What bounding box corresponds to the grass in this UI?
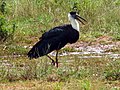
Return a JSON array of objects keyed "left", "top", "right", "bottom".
[
  {"left": 2, "top": 0, "right": 120, "bottom": 39},
  {"left": 0, "top": 55, "right": 120, "bottom": 89},
  {"left": 0, "top": 0, "right": 120, "bottom": 89},
  {"left": 0, "top": 0, "right": 120, "bottom": 54},
  {"left": 0, "top": 0, "right": 119, "bottom": 55},
  {"left": 1, "top": 79, "right": 119, "bottom": 90}
]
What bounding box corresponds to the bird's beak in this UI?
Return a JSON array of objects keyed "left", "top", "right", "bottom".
[{"left": 76, "top": 15, "right": 87, "bottom": 25}]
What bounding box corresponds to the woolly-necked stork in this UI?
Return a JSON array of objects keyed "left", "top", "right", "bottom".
[{"left": 27, "top": 11, "right": 87, "bottom": 67}]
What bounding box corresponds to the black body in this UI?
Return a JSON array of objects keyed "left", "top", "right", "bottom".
[{"left": 27, "top": 24, "right": 79, "bottom": 59}]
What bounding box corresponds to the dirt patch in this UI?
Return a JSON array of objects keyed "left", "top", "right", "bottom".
[{"left": 66, "top": 36, "right": 120, "bottom": 53}]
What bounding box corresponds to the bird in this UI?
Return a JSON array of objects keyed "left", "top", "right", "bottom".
[{"left": 27, "top": 11, "right": 87, "bottom": 67}]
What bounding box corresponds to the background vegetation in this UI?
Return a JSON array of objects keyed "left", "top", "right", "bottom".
[
  {"left": 0, "top": 0, "right": 120, "bottom": 41},
  {"left": 0, "top": 0, "right": 120, "bottom": 55},
  {"left": 0, "top": 0, "right": 120, "bottom": 90}
]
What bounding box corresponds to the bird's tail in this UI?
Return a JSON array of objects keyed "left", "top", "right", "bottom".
[{"left": 27, "top": 40, "right": 52, "bottom": 59}]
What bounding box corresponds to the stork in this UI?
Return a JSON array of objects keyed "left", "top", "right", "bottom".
[{"left": 27, "top": 11, "right": 87, "bottom": 67}]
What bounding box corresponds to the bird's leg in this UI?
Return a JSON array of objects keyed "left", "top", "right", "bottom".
[
  {"left": 55, "top": 50, "right": 59, "bottom": 68},
  {"left": 46, "top": 55, "right": 55, "bottom": 66}
]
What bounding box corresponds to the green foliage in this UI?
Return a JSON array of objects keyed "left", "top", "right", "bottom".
[
  {"left": 4, "top": 0, "right": 120, "bottom": 43},
  {"left": 0, "top": 0, "right": 6, "bottom": 14},
  {"left": 0, "top": 15, "right": 8, "bottom": 41},
  {"left": 0, "top": 1, "right": 16, "bottom": 42},
  {"left": 0, "top": 15, "right": 16, "bottom": 42},
  {"left": 0, "top": 0, "right": 119, "bottom": 44}
]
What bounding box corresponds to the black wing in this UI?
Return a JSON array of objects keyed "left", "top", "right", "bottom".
[
  {"left": 40, "top": 25, "right": 68, "bottom": 40},
  {"left": 28, "top": 25, "right": 69, "bottom": 59}
]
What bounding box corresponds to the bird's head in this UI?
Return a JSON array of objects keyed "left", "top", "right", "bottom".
[{"left": 68, "top": 11, "right": 87, "bottom": 25}]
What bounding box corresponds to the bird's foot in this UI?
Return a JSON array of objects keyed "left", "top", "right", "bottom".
[
  {"left": 51, "top": 60, "right": 55, "bottom": 66},
  {"left": 56, "top": 61, "right": 60, "bottom": 68}
]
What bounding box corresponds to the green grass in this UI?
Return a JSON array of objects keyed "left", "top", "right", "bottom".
[
  {"left": 2, "top": 0, "right": 120, "bottom": 41},
  {"left": 0, "top": 55, "right": 120, "bottom": 89},
  {"left": 0, "top": 0, "right": 119, "bottom": 55},
  {"left": 0, "top": 0, "right": 120, "bottom": 90}
]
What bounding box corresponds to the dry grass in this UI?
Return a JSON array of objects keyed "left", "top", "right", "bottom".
[{"left": 0, "top": 79, "right": 119, "bottom": 90}]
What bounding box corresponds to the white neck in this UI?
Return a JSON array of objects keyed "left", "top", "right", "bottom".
[
  {"left": 71, "top": 19, "right": 80, "bottom": 31},
  {"left": 68, "top": 13, "right": 80, "bottom": 31}
]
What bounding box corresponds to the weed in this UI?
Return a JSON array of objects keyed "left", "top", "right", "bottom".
[{"left": 0, "top": 15, "right": 8, "bottom": 42}]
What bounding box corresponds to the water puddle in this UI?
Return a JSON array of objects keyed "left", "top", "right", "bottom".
[
  {"left": 0, "top": 43, "right": 120, "bottom": 59},
  {"left": 50, "top": 51, "right": 120, "bottom": 59},
  {"left": 50, "top": 44, "right": 120, "bottom": 59}
]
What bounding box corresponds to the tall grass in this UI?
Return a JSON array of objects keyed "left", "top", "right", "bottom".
[
  {"left": 1, "top": 0, "right": 119, "bottom": 55},
  {"left": 2, "top": 0, "right": 119, "bottom": 42}
]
